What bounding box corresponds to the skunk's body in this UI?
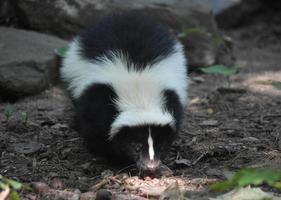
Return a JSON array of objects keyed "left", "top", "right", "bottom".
[{"left": 61, "top": 13, "right": 188, "bottom": 175}]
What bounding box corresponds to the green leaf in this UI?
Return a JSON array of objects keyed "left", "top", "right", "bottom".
[
  {"left": 209, "top": 168, "right": 281, "bottom": 192},
  {"left": 22, "top": 183, "right": 32, "bottom": 191},
  {"left": 4, "top": 105, "right": 15, "bottom": 119},
  {"left": 272, "top": 82, "right": 281, "bottom": 90},
  {"left": 209, "top": 180, "right": 234, "bottom": 192},
  {"left": 200, "top": 65, "right": 239, "bottom": 77},
  {"left": 0, "top": 180, "right": 8, "bottom": 190},
  {"left": 54, "top": 46, "right": 69, "bottom": 58},
  {"left": 20, "top": 111, "right": 28, "bottom": 126},
  {"left": 9, "top": 191, "right": 21, "bottom": 200},
  {"left": 5, "top": 178, "right": 22, "bottom": 190},
  {"left": 237, "top": 169, "right": 281, "bottom": 187},
  {"left": 272, "top": 181, "right": 281, "bottom": 190},
  {"left": 178, "top": 27, "right": 207, "bottom": 38}
]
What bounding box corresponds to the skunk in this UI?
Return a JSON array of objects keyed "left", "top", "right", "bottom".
[{"left": 60, "top": 13, "right": 188, "bottom": 176}]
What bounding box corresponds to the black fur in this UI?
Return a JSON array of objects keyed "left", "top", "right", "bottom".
[
  {"left": 79, "top": 12, "right": 177, "bottom": 69},
  {"left": 75, "top": 83, "right": 119, "bottom": 156},
  {"left": 110, "top": 124, "right": 175, "bottom": 161},
  {"left": 162, "top": 89, "right": 183, "bottom": 131}
]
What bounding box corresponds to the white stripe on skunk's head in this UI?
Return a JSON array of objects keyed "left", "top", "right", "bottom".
[
  {"left": 148, "top": 127, "right": 154, "bottom": 160},
  {"left": 109, "top": 109, "right": 175, "bottom": 140}
]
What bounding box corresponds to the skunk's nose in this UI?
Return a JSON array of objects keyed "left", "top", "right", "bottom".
[{"left": 140, "top": 160, "right": 161, "bottom": 177}]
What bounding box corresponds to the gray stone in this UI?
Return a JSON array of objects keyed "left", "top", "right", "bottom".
[
  {"left": 0, "top": 27, "right": 67, "bottom": 101},
  {"left": 206, "top": 168, "right": 225, "bottom": 177},
  {"left": 216, "top": 1, "right": 281, "bottom": 28},
  {"left": 12, "top": 142, "right": 42, "bottom": 154},
  {"left": 215, "top": 0, "right": 262, "bottom": 28},
  {"left": 17, "top": 0, "right": 211, "bottom": 38},
  {"left": 15, "top": 0, "right": 222, "bottom": 68}
]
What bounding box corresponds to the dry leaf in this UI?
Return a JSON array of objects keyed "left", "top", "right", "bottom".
[
  {"left": 160, "top": 182, "right": 189, "bottom": 200},
  {"left": 0, "top": 187, "right": 10, "bottom": 200}
]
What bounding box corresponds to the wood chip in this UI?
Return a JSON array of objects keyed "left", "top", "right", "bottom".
[{"left": 199, "top": 120, "right": 219, "bottom": 127}]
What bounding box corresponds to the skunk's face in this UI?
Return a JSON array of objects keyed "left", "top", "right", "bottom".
[{"left": 111, "top": 125, "right": 175, "bottom": 176}]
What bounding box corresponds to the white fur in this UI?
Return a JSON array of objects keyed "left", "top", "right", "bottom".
[
  {"left": 148, "top": 127, "right": 155, "bottom": 160},
  {"left": 109, "top": 109, "right": 174, "bottom": 139},
  {"left": 61, "top": 38, "right": 188, "bottom": 139}
]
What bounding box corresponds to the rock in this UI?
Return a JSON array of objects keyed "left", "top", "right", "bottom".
[
  {"left": 50, "top": 179, "right": 64, "bottom": 190},
  {"left": 14, "top": 0, "right": 218, "bottom": 37},
  {"left": 206, "top": 168, "right": 224, "bottom": 177},
  {"left": 12, "top": 142, "right": 42, "bottom": 154},
  {"left": 215, "top": 0, "right": 263, "bottom": 29},
  {"left": 80, "top": 191, "right": 96, "bottom": 200},
  {"left": 96, "top": 190, "right": 112, "bottom": 200},
  {"left": 32, "top": 182, "right": 50, "bottom": 194},
  {"left": 216, "top": 0, "right": 281, "bottom": 29},
  {"left": 14, "top": 0, "right": 221, "bottom": 68},
  {"left": 178, "top": 6, "right": 220, "bottom": 68},
  {"left": 0, "top": 27, "right": 67, "bottom": 101}
]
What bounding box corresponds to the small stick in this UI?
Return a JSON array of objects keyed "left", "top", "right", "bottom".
[
  {"left": 192, "top": 152, "right": 208, "bottom": 165},
  {"left": 90, "top": 179, "right": 109, "bottom": 192},
  {"left": 108, "top": 176, "right": 122, "bottom": 185},
  {"left": 261, "top": 114, "right": 281, "bottom": 121},
  {"left": 90, "top": 174, "right": 124, "bottom": 192}
]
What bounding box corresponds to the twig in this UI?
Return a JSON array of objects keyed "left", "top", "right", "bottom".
[
  {"left": 261, "top": 114, "right": 281, "bottom": 121},
  {"left": 108, "top": 176, "right": 122, "bottom": 185},
  {"left": 90, "top": 179, "right": 109, "bottom": 192},
  {"left": 192, "top": 152, "right": 208, "bottom": 165},
  {"left": 89, "top": 175, "right": 124, "bottom": 192}
]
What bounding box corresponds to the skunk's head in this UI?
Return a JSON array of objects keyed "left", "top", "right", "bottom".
[{"left": 110, "top": 124, "right": 175, "bottom": 176}]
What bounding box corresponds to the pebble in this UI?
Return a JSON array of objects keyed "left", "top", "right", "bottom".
[
  {"left": 206, "top": 168, "right": 224, "bottom": 177},
  {"left": 32, "top": 182, "right": 49, "bottom": 194},
  {"left": 96, "top": 189, "right": 112, "bottom": 200},
  {"left": 12, "top": 142, "right": 42, "bottom": 154}
]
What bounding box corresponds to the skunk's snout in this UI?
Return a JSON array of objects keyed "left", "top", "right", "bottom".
[{"left": 139, "top": 159, "right": 161, "bottom": 177}]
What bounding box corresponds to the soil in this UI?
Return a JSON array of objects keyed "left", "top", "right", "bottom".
[{"left": 0, "top": 9, "right": 281, "bottom": 200}]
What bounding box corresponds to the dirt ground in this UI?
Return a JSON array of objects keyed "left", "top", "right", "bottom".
[{"left": 0, "top": 10, "right": 281, "bottom": 200}]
